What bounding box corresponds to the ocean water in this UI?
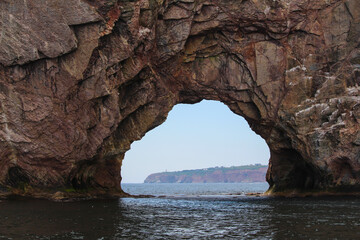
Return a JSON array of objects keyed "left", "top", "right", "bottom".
[
  {"left": 122, "top": 182, "right": 269, "bottom": 197},
  {"left": 1, "top": 183, "right": 360, "bottom": 239}
]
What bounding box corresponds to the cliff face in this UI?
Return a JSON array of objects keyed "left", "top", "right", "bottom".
[
  {"left": 144, "top": 166, "right": 267, "bottom": 183},
  {"left": 0, "top": 0, "right": 359, "bottom": 198}
]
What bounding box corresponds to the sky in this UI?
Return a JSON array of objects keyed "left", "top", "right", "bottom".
[{"left": 121, "top": 100, "right": 270, "bottom": 183}]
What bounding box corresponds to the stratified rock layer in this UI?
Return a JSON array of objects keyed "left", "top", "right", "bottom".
[{"left": 0, "top": 0, "right": 359, "bottom": 198}]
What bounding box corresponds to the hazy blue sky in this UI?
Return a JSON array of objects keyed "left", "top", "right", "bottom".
[{"left": 121, "top": 100, "right": 270, "bottom": 183}]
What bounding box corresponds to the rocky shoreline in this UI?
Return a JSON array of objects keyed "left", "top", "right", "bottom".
[{"left": 144, "top": 165, "right": 268, "bottom": 183}]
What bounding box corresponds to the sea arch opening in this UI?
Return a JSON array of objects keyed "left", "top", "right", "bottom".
[
  {"left": 121, "top": 100, "right": 270, "bottom": 194},
  {"left": 67, "top": 52, "right": 326, "bottom": 197},
  {"left": 101, "top": 49, "right": 327, "bottom": 196}
]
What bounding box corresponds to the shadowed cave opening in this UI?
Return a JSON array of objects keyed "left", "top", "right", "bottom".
[{"left": 121, "top": 100, "right": 270, "bottom": 189}]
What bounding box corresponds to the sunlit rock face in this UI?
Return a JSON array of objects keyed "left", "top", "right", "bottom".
[{"left": 0, "top": 0, "right": 359, "bottom": 198}]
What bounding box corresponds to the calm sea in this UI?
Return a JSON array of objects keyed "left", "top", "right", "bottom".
[{"left": 1, "top": 183, "right": 360, "bottom": 239}]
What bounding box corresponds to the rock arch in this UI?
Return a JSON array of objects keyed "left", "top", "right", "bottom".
[{"left": 0, "top": 0, "right": 359, "bottom": 198}]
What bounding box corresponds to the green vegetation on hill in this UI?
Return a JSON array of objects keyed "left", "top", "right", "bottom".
[{"left": 150, "top": 164, "right": 267, "bottom": 177}]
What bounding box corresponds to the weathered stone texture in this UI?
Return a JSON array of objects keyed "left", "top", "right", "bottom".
[{"left": 0, "top": 0, "right": 359, "bottom": 198}]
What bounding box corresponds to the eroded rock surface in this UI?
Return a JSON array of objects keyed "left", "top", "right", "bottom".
[{"left": 0, "top": 0, "right": 359, "bottom": 198}]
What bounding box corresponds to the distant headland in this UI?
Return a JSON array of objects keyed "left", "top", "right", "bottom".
[{"left": 144, "top": 164, "right": 267, "bottom": 183}]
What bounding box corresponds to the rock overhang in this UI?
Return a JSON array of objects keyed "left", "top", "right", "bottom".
[{"left": 0, "top": 0, "right": 359, "bottom": 199}]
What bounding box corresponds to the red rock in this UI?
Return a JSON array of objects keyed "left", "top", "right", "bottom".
[
  {"left": 144, "top": 167, "right": 268, "bottom": 183},
  {"left": 0, "top": 0, "right": 359, "bottom": 198}
]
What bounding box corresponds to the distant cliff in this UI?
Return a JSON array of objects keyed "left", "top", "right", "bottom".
[{"left": 144, "top": 165, "right": 267, "bottom": 183}]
